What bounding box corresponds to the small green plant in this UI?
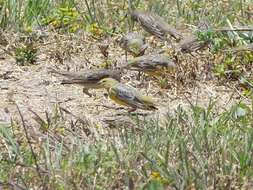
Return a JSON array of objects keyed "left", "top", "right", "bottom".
[
  {"left": 158, "top": 78, "right": 169, "bottom": 89},
  {"left": 196, "top": 29, "right": 253, "bottom": 80},
  {"left": 196, "top": 29, "right": 230, "bottom": 53},
  {"left": 239, "top": 77, "right": 253, "bottom": 97},
  {"left": 15, "top": 42, "right": 37, "bottom": 65},
  {"left": 214, "top": 51, "right": 253, "bottom": 80},
  {"left": 86, "top": 22, "right": 106, "bottom": 38},
  {"left": 213, "top": 53, "right": 238, "bottom": 79}
]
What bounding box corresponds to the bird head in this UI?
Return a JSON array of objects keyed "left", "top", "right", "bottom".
[
  {"left": 98, "top": 78, "right": 119, "bottom": 89},
  {"left": 116, "top": 36, "right": 126, "bottom": 48},
  {"left": 111, "top": 70, "right": 122, "bottom": 82},
  {"left": 130, "top": 10, "right": 139, "bottom": 21}
]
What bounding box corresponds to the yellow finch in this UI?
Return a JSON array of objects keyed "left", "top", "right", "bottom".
[
  {"left": 50, "top": 68, "right": 121, "bottom": 96},
  {"left": 130, "top": 10, "right": 182, "bottom": 41},
  {"left": 121, "top": 53, "right": 176, "bottom": 76},
  {"left": 98, "top": 78, "right": 157, "bottom": 112},
  {"left": 118, "top": 32, "right": 148, "bottom": 57}
]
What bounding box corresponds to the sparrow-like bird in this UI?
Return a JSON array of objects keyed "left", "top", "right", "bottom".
[
  {"left": 130, "top": 10, "right": 183, "bottom": 41},
  {"left": 98, "top": 78, "right": 157, "bottom": 112},
  {"left": 49, "top": 68, "right": 121, "bottom": 96},
  {"left": 179, "top": 21, "right": 211, "bottom": 54},
  {"left": 121, "top": 53, "right": 176, "bottom": 76},
  {"left": 179, "top": 36, "right": 210, "bottom": 53}
]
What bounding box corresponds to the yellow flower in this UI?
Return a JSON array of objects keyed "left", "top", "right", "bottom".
[
  {"left": 151, "top": 172, "right": 162, "bottom": 180},
  {"left": 150, "top": 171, "right": 170, "bottom": 185}
]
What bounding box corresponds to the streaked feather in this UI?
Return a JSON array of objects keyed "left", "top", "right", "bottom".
[
  {"left": 98, "top": 78, "right": 157, "bottom": 110},
  {"left": 131, "top": 10, "right": 182, "bottom": 41},
  {"left": 122, "top": 54, "right": 176, "bottom": 74},
  {"left": 179, "top": 36, "right": 209, "bottom": 53},
  {"left": 50, "top": 68, "right": 121, "bottom": 88}
]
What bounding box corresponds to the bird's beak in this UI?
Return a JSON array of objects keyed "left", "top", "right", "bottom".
[{"left": 97, "top": 80, "right": 103, "bottom": 85}]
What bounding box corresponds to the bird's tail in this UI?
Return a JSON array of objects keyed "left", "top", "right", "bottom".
[
  {"left": 60, "top": 79, "right": 85, "bottom": 85},
  {"left": 148, "top": 105, "right": 158, "bottom": 110},
  {"left": 60, "top": 79, "right": 73, "bottom": 84},
  {"left": 48, "top": 67, "right": 71, "bottom": 77}
]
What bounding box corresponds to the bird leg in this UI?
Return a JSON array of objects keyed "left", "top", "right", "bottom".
[
  {"left": 125, "top": 50, "right": 128, "bottom": 62},
  {"left": 83, "top": 88, "right": 92, "bottom": 97},
  {"left": 137, "top": 71, "right": 142, "bottom": 81}
]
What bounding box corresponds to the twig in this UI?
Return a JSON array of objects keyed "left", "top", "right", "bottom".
[{"left": 16, "top": 104, "right": 43, "bottom": 181}]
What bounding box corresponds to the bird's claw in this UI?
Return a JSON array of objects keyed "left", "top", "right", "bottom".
[{"left": 83, "top": 88, "right": 92, "bottom": 97}]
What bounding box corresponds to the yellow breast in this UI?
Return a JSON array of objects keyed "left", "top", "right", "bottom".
[{"left": 109, "top": 93, "right": 130, "bottom": 107}]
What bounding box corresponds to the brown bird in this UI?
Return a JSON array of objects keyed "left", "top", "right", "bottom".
[
  {"left": 130, "top": 10, "right": 183, "bottom": 41},
  {"left": 179, "top": 36, "right": 210, "bottom": 53},
  {"left": 118, "top": 32, "right": 148, "bottom": 59},
  {"left": 49, "top": 68, "right": 121, "bottom": 96},
  {"left": 98, "top": 43, "right": 109, "bottom": 58},
  {"left": 179, "top": 21, "right": 210, "bottom": 54},
  {"left": 121, "top": 53, "right": 176, "bottom": 76}
]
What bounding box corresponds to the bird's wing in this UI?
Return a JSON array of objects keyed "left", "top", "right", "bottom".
[
  {"left": 155, "top": 15, "right": 182, "bottom": 40},
  {"left": 60, "top": 70, "right": 106, "bottom": 84},
  {"left": 179, "top": 36, "right": 208, "bottom": 53},
  {"left": 136, "top": 55, "right": 167, "bottom": 68},
  {"left": 111, "top": 84, "right": 142, "bottom": 108},
  {"left": 80, "top": 70, "right": 120, "bottom": 83},
  {"left": 110, "top": 83, "right": 157, "bottom": 110},
  {"left": 151, "top": 55, "right": 175, "bottom": 67},
  {"left": 112, "top": 84, "right": 156, "bottom": 109},
  {"left": 49, "top": 68, "right": 88, "bottom": 78},
  {"left": 126, "top": 56, "right": 155, "bottom": 71},
  {"left": 138, "top": 13, "right": 165, "bottom": 39}
]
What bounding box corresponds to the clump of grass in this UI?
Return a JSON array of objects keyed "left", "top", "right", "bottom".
[
  {"left": 1, "top": 99, "right": 253, "bottom": 189},
  {"left": 15, "top": 41, "right": 37, "bottom": 65}
]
